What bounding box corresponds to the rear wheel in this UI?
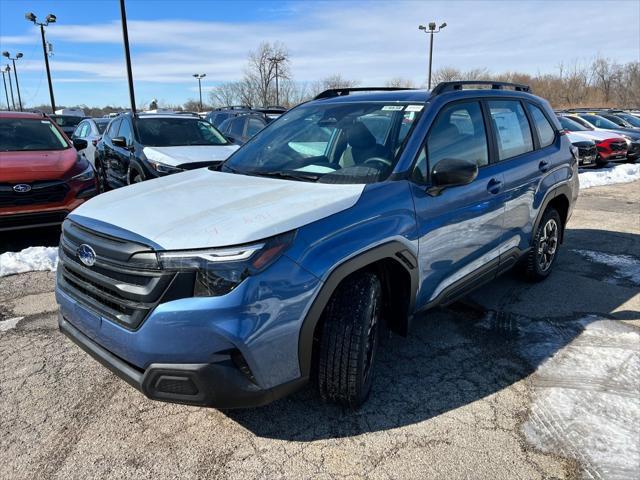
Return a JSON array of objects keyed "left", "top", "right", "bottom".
[
  {"left": 95, "top": 159, "right": 109, "bottom": 192},
  {"left": 316, "top": 272, "right": 382, "bottom": 408},
  {"left": 129, "top": 168, "right": 144, "bottom": 184},
  {"left": 523, "top": 207, "right": 561, "bottom": 282}
]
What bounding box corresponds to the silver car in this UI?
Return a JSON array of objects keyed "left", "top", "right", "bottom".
[{"left": 71, "top": 118, "right": 111, "bottom": 166}]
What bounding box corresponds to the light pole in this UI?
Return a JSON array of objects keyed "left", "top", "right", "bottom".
[
  {"left": 118, "top": 0, "right": 137, "bottom": 115},
  {"left": 268, "top": 55, "right": 286, "bottom": 106},
  {"left": 1, "top": 68, "right": 11, "bottom": 110},
  {"left": 25, "top": 12, "right": 57, "bottom": 112},
  {"left": 3, "top": 52, "right": 24, "bottom": 111},
  {"left": 419, "top": 21, "right": 447, "bottom": 90},
  {"left": 193, "top": 74, "right": 206, "bottom": 111},
  {"left": 4, "top": 65, "right": 16, "bottom": 110}
]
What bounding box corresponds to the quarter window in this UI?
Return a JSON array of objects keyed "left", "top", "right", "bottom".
[
  {"left": 528, "top": 103, "right": 555, "bottom": 148},
  {"left": 488, "top": 100, "right": 533, "bottom": 160}
]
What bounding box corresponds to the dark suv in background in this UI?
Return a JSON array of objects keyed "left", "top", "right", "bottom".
[{"left": 95, "top": 112, "right": 238, "bottom": 190}]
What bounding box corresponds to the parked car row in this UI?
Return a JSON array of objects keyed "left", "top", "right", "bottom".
[{"left": 557, "top": 109, "right": 640, "bottom": 166}]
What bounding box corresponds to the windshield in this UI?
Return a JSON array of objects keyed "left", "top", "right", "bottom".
[
  {"left": 52, "top": 115, "right": 83, "bottom": 127},
  {"left": 579, "top": 114, "right": 620, "bottom": 130},
  {"left": 0, "top": 118, "right": 70, "bottom": 151},
  {"left": 617, "top": 113, "right": 640, "bottom": 127},
  {"left": 558, "top": 116, "right": 590, "bottom": 132},
  {"left": 223, "top": 102, "right": 424, "bottom": 184},
  {"left": 136, "top": 117, "right": 228, "bottom": 147},
  {"left": 95, "top": 120, "right": 110, "bottom": 134}
]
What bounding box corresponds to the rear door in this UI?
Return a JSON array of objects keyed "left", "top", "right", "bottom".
[
  {"left": 410, "top": 100, "right": 507, "bottom": 307},
  {"left": 490, "top": 99, "right": 559, "bottom": 264}
]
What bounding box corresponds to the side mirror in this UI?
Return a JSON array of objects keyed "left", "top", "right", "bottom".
[
  {"left": 112, "top": 136, "right": 127, "bottom": 148},
  {"left": 72, "top": 138, "right": 88, "bottom": 151},
  {"left": 224, "top": 135, "right": 236, "bottom": 144},
  {"left": 428, "top": 158, "right": 478, "bottom": 195}
]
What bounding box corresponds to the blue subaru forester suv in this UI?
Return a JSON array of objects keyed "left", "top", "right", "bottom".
[{"left": 56, "top": 81, "right": 578, "bottom": 408}]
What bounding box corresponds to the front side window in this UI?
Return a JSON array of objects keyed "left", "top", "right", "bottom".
[
  {"left": 246, "top": 117, "right": 265, "bottom": 137},
  {"left": 117, "top": 119, "right": 133, "bottom": 144},
  {"left": 419, "top": 101, "right": 489, "bottom": 180},
  {"left": 617, "top": 113, "right": 640, "bottom": 127},
  {"left": 0, "top": 118, "right": 70, "bottom": 151},
  {"left": 229, "top": 118, "right": 245, "bottom": 137},
  {"left": 528, "top": 103, "right": 556, "bottom": 148},
  {"left": 72, "top": 122, "right": 85, "bottom": 138},
  {"left": 136, "top": 118, "right": 228, "bottom": 147},
  {"left": 488, "top": 100, "right": 533, "bottom": 160},
  {"left": 106, "top": 119, "right": 121, "bottom": 138},
  {"left": 223, "top": 101, "right": 424, "bottom": 184}
]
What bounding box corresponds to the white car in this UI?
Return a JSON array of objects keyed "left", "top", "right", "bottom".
[{"left": 71, "top": 118, "right": 111, "bottom": 166}]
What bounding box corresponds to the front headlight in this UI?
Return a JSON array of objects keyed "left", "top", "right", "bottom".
[
  {"left": 157, "top": 231, "right": 295, "bottom": 296},
  {"left": 72, "top": 163, "right": 95, "bottom": 181},
  {"left": 149, "top": 159, "right": 184, "bottom": 175}
]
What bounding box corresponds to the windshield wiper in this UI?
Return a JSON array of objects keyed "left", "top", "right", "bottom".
[{"left": 252, "top": 170, "right": 320, "bottom": 182}]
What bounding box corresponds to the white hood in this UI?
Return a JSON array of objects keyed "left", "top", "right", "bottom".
[
  {"left": 567, "top": 132, "right": 596, "bottom": 143},
  {"left": 72, "top": 169, "right": 365, "bottom": 250},
  {"left": 568, "top": 130, "right": 625, "bottom": 142},
  {"left": 143, "top": 145, "right": 239, "bottom": 167}
]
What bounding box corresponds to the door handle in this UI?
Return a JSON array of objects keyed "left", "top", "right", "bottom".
[
  {"left": 539, "top": 160, "right": 549, "bottom": 172},
  {"left": 487, "top": 178, "right": 502, "bottom": 194}
]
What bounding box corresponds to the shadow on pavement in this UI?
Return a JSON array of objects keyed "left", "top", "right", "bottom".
[
  {"left": 228, "top": 228, "right": 639, "bottom": 440},
  {"left": 0, "top": 225, "right": 61, "bottom": 254}
]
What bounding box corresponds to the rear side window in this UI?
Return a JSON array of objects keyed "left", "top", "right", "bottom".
[
  {"left": 488, "top": 100, "right": 533, "bottom": 160},
  {"left": 246, "top": 117, "right": 265, "bottom": 137},
  {"left": 528, "top": 104, "right": 555, "bottom": 148}
]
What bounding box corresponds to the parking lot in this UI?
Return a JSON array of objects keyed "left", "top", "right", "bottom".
[{"left": 1, "top": 179, "right": 638, "bottom": 480}]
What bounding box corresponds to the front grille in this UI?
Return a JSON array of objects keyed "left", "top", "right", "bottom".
[
  {"left": 610, "top": 142, "right": 627, "bottom": 152},
  {"left": 0, "top": 180, "right": 70, "bottom": 207},
  {"left": 57, "top": 219, "right": 181, "bottom": 329}
]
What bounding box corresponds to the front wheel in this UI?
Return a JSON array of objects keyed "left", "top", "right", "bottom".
[
  {"left": 316, "top": 272, "right": 382, "bottom": 408},
  {"left": 523, "top": 207, "right": 562, "bottom": 282},
  {"left": 95, "top": 158, "right": 109, "bottom": 192}
]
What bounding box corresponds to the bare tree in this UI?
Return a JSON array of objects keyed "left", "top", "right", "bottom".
[
  {"left": 310, "top": 74, "right": 359, "bottom": 96},
  {"left": 385, "top": 77, "right": 415, "bottom": 88},
  {"left": 245, "top": 41, "right": 290, "bottom": 107}
]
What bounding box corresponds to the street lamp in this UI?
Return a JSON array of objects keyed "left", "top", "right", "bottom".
[
  {"left": 193, "top": 73, "right": 206, "bottom": 112},
  {"left": 3, "top": 65, "right": 16, "bottom": 110},
  {"left": 25, "top": 12, "right": 57, "bottom": 112},
  {"left": 118, "top": 0, "right": 137, "bottom": 115},
  {"left": 418, "top": 21, "right": 447, "bottom": 90},
  {"left": 1, "top": 67, "right": 11, "bottom": 110},
  {"left": 3, "top": 52, "right": 24, "bottom": 111},
  {"left": 268, "top": 55, "right": 286, "bottom": 106}
]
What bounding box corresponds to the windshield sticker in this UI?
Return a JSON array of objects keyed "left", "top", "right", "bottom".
[
  {"left": 295, "top": 165, "right": 336, "bottom": 174},
  {"left": 405, "top": 105, "right": 424, "bottom": 112},
  {"left": 381, "top": 105, "right": 404, "bottom": 111}
]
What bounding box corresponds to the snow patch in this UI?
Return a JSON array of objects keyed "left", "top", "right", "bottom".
[
  {"left": 578, "top": 162, "right": 640, "bottom": 189},
  {"left": 0, "top": 317, "right": 23, "bottom": 332},
  {"left": 523, "top": 317, "right": 640, "bottom": 479},
  {"left": 572, "top": 249, "right": 640, "bottom": 286},
  {"left": 0, "top": 247, "right": 59, "bottom": 277}
]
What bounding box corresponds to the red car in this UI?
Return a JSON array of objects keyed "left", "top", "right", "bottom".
[
  {"left": 595, "top": 137, "right": 628, "bottom": 163},
  {"left": 0, "top": 111, "right": 98, "bottom": 231}
]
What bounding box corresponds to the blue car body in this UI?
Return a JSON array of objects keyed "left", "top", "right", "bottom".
[{"left": 56, "top": 83, "right": 578, "bottom": 408}]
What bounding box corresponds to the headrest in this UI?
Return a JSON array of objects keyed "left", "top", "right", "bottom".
[{"left": 347, "top": 122, "right": 377, "bottom": 149}]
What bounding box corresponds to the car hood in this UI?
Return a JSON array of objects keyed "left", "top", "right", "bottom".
[
  {"left": 70, "top": 169, "right": 365, "bottom": 250},
  {"left": 568, "top": 130, "right": 626, "bottom": 142},
  {"left": 142, "top": 145, "right": 239, "bottom": 167},
  {"left": 0, "top": 148, "right": 78, "bottom": 182},
  {"left": 567, "top": 132, "right": 595, "bottom": 144},
  {"left": 589, "top": 128, "right": 640, "bottom": 141}
]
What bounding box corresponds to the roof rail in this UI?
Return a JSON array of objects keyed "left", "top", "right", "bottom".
[
  {"left": 431, "top": 81, "right": 531, "bottom": 96},
  {"left": 314, "top": 87, "right": 415, "bottom": 100}
]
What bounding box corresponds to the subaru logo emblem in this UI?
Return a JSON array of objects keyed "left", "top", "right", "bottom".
[
  {"left": 77, "top": 244, "right": 97, "bottom": 267},
  {"left": 13, "top": 184, "right": 32, "bottom": 193}
]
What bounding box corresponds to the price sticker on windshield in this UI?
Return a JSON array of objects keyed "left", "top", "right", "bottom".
[
  {"left": 405, "top": 105, "right": 424, "bottom": 112},
  {"left": 381, "top": 105, "right": 404, "bottom": 111}
]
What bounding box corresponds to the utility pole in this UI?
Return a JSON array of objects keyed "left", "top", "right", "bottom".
[
  {"left": 25, "top": 12, "right": 57, "bottom": 112},
  {"left": 119, "top": 0, "right": 137, "bottom": 115},
  {"left": 4, "top": 65, "right": 16, "bottom": 110},
  {"left": 268, "top": 55, "right": 286, "bottom": 106},
  {"left": 418, "top": 22, "right": 447, "bottom": 90},
  {"left": 3, "top": 52, "right": 24, "bottom": 111},
  {"left": 1, "top": 68, "right": 11, "bottom": 110},
  {"left": 193, "top": 74, "right": 206, "bottom": 111}
]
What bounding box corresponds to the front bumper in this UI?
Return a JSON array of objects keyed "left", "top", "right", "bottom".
[{"left": 59, "top": 313, "right": 306, "bottom": 408}]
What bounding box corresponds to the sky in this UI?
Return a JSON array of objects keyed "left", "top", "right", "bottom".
[{"left": 0, "top": 0, "right": 639, "bottom": 108}]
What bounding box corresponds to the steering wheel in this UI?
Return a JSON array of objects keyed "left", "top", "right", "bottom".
[{"left": 363, "top": 157, "right": 393, "bottom": 170}]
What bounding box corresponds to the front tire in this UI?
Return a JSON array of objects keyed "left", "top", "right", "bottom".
[
  {"left": 316, "top": 272, "right": 382, "bottom": 408},
  {"left": 95, "top": 158, "right": 109, "bottom": 192},
  {"left": 523, "top": 207, "right": 562, "bottom": 282}
]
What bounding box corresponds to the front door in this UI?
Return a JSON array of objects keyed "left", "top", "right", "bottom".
[{"left": 410, "top": 100, "right": 507, "bottom": 308}]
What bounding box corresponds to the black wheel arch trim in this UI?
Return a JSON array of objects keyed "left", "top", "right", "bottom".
[
  {"left": 532, "top": 182, "right": 573, "bottom": 245},
  {"left": 297, "top": 241, "right": 418, "bottom": 378}
]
